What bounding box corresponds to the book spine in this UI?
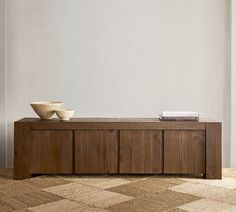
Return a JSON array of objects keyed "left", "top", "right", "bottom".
[{"left": 160, "top": 117, "right": 199, "bottom": 121}]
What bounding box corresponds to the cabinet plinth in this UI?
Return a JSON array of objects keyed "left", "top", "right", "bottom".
[{"left": 14, "top": 118, "right": 222, "bottom": 180}]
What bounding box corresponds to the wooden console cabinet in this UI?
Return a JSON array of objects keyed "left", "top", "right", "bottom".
[{"left": 14, "top": 118, "right": 222, "bottom": 180}]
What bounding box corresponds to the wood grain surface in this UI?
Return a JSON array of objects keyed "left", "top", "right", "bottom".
[
  {"left": 16, "top": 118, "right": 206, "bottom": 130},
  {"left": 30, "top": 130, "right": 73, "bottom": 174},
  {"left": 14, "top": 122, "right": 31, "bottom": 180},
  {"left": 164, "top": 130, "right": 206, "bottom": 174},
  {"left": 14, "top": 118, "right": 222, "bottom": 179},
  {"left": 120, "top": 130, "right": 163, "bottom": 173},
  {"left": 206, "top": 123, "right": 222, "bottom": 179},
  {"left": 75, "top": 130, "right": 118, "bottom": 173}
]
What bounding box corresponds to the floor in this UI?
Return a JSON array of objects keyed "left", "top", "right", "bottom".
[{"left": 1, "top": 169, "right": 236, "bottom": 211}]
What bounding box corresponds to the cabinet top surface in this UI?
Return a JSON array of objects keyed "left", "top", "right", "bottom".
[{"left": 16, "top": 118, "right": 219, "bottom": 123}]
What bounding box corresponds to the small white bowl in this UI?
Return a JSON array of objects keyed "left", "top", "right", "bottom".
[
  {"left": 30, "top": 101, "right": 62, "bottom": 119},
  {"left": 55, "top": 109, "right": 75, "bottom": 121}
]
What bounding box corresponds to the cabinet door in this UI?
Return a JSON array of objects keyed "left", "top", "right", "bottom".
[
  {"left": 164, "top": 131, "right": 205, "bottom": 174},
  {"left": 75, "top": 130, "right": 118, "bottom": 173},
  {"left": 30, "top": 130, "right": 73, "bottom": 174},
  {"left": 120, "top": 130, "right": 163, "bottom": 173}
]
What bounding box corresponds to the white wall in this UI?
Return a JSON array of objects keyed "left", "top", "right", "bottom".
[
  {"left": 231, "top": 0, "right": 236, "bottom": 167},
  {"left": 1, "top": 0, "right": 231, "bottom": 168},
  {"left": 0, "top": 0, "right": 6, "bottom": 168}
]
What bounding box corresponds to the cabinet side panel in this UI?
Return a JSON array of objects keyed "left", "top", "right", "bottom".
[
  {"left": 14, "top": 122, "right": 31, "bottom": 180},
  {"left": 206, "top": 123, "right": 222, "bottom": 179}
]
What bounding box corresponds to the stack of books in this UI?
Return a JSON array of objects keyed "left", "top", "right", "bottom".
[{"left": 159, "top": 111, "right": 199, "bottom": 121}]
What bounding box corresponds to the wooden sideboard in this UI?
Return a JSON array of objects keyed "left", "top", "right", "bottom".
[{"left": 14, "top": 118, "right": 222, "bottom": 180}]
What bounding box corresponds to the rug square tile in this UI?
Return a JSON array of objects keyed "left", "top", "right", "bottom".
[
  {"left": 87, "top": 190, "right": 133, "bottom": 208},
  {"left": 0, "top": 181, "right": 39, "bottom": 196},
  {"left": 0, "top": 190, "right": 10, "bottom": 199},
  {"left": 108, "top": 184, "right": 149, "bottom": 197},
  {"left": 107, "top": 198, "right": 151, "bottom": 212},
  {"left": 166, "top": 208, "right": 186, "bottom": 212},
  {"left": 0, "top": 190, "right": 63, "bottom": 210},
  {"left": 67, "top": 177, "right": 130, "bottom": 189},
  {"left": 124, "top": 177, "right": 184, "bottom": 193},
  {"left": 180, "top": 177, "right": 236, "bottom": 189},
  {"left": 69, "top": 209, "right": 108, "bottom": 212},
  {"left": 0, "top": 199, "right": 15, "bottom": 212},
  {"left": 148, "top": 176, "right": 185, "bottom": 188},
  {"left": 123, "top": 179, "right": 164, "bottom": 193},
  {"left": 25, "top": 176, "right": 70, "bottom": 189},
  {"left": 140, "top": 190, "right": 199, "bottom": 206},
  {"left": 0, "top": 177, "right": 14, "bottom": 186},
  {"left": 43, "top": 183, "right": 98, "bottom": 197},
  {"left": 170, "top": 182, "right": 236, "bottom": 205},
  {"left": 178, "top": 199, "right": 236, "bottom": 212},
  {"left": 118, "top": 175, "right": 150, "bottom": 182},
  {"left": 107, "top": 190, "right": 199, "bottom": 212},
  {"left": 28, "top": 199, "right": 108, "bottom": 212},
  {"left": 44, "top": 182, "right": 133, "bottom": 208}
]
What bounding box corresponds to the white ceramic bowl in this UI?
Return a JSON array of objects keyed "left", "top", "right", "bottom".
[
  {"left": 55, "top": 109, "right": 75, "bottom": 121},
  {"left": 30, "top": 101, "right": 62, "bottom": 119}
]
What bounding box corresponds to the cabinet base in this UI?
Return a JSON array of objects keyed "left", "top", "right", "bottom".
[{"left": 13, "top": 172, "right": 221, "bottom": 180}]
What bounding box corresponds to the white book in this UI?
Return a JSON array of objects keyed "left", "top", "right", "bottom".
[{"left": 161, "top": 111, "right": 199, "bottom": 118}]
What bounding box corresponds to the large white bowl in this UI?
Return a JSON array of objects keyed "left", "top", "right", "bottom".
[
  {"left": 30, "top": 101, "right": 62, "bottom": 119},
  {"left": 55, "top": 109, "right": 75, "bottom": 121}
]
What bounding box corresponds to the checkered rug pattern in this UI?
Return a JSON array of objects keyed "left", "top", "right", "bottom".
[{"left": 1, "top": 169, "right": 236, "bottom": 211}]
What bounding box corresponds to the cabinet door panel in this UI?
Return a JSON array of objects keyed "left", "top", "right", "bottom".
[
  {"left": 120, "top": 130, "right": 163, "bottom": 173},
  {"left": 164, "top": 130, "right": 205, "bottom": 174},
  {"left": 75, "top": 130, "right": 118, "bottom": 173},
  {"left": 30, "top": 130, "right": 73, "bottom": 174}
]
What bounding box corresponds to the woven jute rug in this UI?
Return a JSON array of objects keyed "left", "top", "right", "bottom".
[{"left": 0, "top": 169, "right": 236, "bottom": 212}]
